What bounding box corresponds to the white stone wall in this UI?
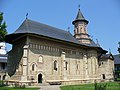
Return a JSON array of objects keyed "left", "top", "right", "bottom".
[
  {"left": 98, "top": 58, "right": 114, "bottom": 80},
  {"left": 25, "top": 36, "right": 100, "bottom": 83},
  {"left": 7, "top": 36, "right": 114, "bottom": 85},
  {"left": 0, "top": 42, "right": 6, "bottom": 54}
]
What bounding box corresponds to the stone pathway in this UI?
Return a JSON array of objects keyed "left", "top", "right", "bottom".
[{"left": 40, "top": 85, "right": 61, "bottom": 90}]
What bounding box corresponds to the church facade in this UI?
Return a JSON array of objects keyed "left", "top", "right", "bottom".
[{"left": 5, "top": 9, "right": 114, "bottom": 85}]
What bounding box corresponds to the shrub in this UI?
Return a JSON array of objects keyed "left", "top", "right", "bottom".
[
  {"left": 94, "top": 82, "right": 107, "bottom": 90},
  {"left": 14, "top": 83, "right": 26, "bottom": 89}
]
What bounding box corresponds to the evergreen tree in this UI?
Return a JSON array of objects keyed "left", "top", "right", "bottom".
[{"left": 0, "top": 12, "right": 7, "bottom": 42}]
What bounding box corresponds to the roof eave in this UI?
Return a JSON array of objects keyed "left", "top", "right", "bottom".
[
  {"left": 72, "top": 19, "right": 89, "bottom": 25},
  {"left": 5, "top": 33, "right": 106, "bottom": 53}
]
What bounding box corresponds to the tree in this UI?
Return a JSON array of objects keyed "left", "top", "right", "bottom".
[{"left": 0, "top": 12, "right": 7, "bottom": 42}]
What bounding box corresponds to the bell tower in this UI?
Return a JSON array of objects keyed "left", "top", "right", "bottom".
[{"left": 72, "top": 8, "right": 91, "bottom": 44}]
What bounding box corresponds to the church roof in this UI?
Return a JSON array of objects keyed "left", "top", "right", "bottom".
[
  {"left": 72, "top": 9, "right": 88, "bottom": 24},
  {"left": 6, "top": 19, "right": 80, "bottom": 44},
  {"left": 114, "top": 54, "right": 120, "bottom": 64},
  {"left": 100, "top": 53, "right": 114, "bottom": 60},
  {"left": 76, "top": 9, "right": 85, "bottom": 20},
  {"left": 5, "top": 19, "right": 105, "bottom": 50}
]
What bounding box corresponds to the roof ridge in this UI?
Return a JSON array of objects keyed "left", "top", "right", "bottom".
[
  {"left": 25, "top": 19, "right": 30, "bottom": 33},
  {"left": 14, "top": 19, "right": 30, "bottom": 33},
  {"left": 27, "top": 19, "right": 69, "bottom": 33},
  {"left": 6, "top": 18, "right": 102, "bottom": 49}
]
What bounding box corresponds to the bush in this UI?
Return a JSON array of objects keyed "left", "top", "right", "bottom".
[
  {"left": 94, "top": 82, "right": 107, "bottom": 90},
  {"left": 14, "top": 83, "right": 26, "bottom": 89},
  {"left": 0, "top": 80, "right": 7, "bottom": 87}
]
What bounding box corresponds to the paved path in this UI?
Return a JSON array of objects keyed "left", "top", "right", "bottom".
[{"left": 40, "top": 85, "right": 61, "bottom": 90}]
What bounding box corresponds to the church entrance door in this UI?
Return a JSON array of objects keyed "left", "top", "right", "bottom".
[
  {"left": 102, "top": 74, "right": 105, "bottom": 79},
  {"left": 38, "top": 73, "right": 42, "bottom": 83}
]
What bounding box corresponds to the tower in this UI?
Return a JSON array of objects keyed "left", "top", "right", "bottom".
[{"left": 72, "top": 8, "right": 91, "bottom": 44}]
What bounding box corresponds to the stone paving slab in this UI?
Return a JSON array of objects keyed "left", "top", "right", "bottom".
[{"left": 40, "top": 85, "right": 61, "bottom": 90}]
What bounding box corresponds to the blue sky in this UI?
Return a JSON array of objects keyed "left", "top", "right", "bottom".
[{"left": 0, "top": 0, "right": 120, "bottom": 55}]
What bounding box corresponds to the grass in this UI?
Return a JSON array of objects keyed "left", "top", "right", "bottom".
[
  {"left": 60, "top": 82, "right": 120, "bottom": 90},
  {"left": 60, "top": 84, "right": 94, "bottom": 90},
  {"left": 116, "top": 78, "right": 120, "bottom": 81},
  {"left": 0, "top": 86, "right": 39, "bottom": 90}
]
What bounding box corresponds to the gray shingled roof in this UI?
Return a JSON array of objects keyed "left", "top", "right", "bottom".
[
  {"left": 100, "top": 53, "right": 114, "bottom": 60},
  {"left": 5, "top": 19, "right": 99, "bottom": 48},
  {"left": 114, "top": 54, "right": 120, "bottom": 64},
  {"left": 72, "top": 9, "right": 88, "bottom": 24},
  {"left": 76, "top": 9, "right": 85, "bottom": 20},
  {"left": 14, "top": 19, "right": 80, "bottom": 44}
]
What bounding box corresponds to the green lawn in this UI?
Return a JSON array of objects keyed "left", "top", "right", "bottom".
[
  {"left": 60, "top": 82, "right": 120, "bottom": 90},
  {"left": 0, "top": 87, "right": 39, "bottom": 90}
]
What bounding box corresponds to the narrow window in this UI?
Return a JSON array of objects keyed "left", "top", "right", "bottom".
[
  {"left": 54, "top": 60, "right": 57, "bottom": 71},
  {"left": 38, "top": 56, "right": 43, "bottom": 63},
  {"left": 65, "top": 62, "right": 68, "bottom": 70},
  {"left": 102, "top": 74, "right": 105, "bottom": 79},
  {"left": 80, "top": 27, "right": 82, "bottom": 33},
  {"left": 77, "top": 64, "right": 78, "bottom": 70},
  {"left": 77, "top": 27, "right": 79, "bottom": 33},
  {"left": 32, "top": 64, "right": 35, "bottom": 71}
]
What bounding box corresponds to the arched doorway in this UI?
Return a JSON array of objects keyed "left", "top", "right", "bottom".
[
  {"left": 38, "top": 73, "right": 42, "bottom": 83},
  {"left": 102, "top": 74, "right": 105, "bottom": 79}
]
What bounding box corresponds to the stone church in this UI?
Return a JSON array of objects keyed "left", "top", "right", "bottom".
[{"left": 5, "top": 8, "right": 114, "bottom": 85}]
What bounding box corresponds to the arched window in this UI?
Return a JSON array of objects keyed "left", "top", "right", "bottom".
[
  {"left": 54, "top": 60, "right": 57, "bottom": 71},
  {"left": 32, "top": 64, "right": 36, "bottom": 71},
  {"left": 77, "top": 64, "right": 78, "bottom": 70},
  {"left": 38, "top": 56, "right": 43, "bottom": 63},
  {"left": 65, "top": 62, "right": 68, "bottom": 70}
]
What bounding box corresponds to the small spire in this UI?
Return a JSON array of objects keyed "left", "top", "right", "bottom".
[
  {"left": 96, "top": 39, "right": 100, "bottom": 46},
  {"left": 67, "top": 27, "right": 70, "bottom": 32},
  {"left": 72, "top": 5, "right": 88, "bottom": 25},
  {"left": 78, "top": 4, "right": 80, "bottom": 10},
  {"left": 26, "top": 13, "right": 28, "bottom": 19},
  {"left": 109, "top": 48, "right": 111, "bottom": 54}
]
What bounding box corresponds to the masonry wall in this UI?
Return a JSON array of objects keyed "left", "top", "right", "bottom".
[
  {"left": 7, "top": 36, "right": 105, "bottom": 84},
  {"left": 98, "top": 58, "right": 114, "bottom": 81},
  {"left": 26, "top": 36, "right": 99, "bottom": 84}
]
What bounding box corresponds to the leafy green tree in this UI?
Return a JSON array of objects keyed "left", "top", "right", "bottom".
[{"left": 0, "top": 12, "right": 7, "bottom": 42}]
